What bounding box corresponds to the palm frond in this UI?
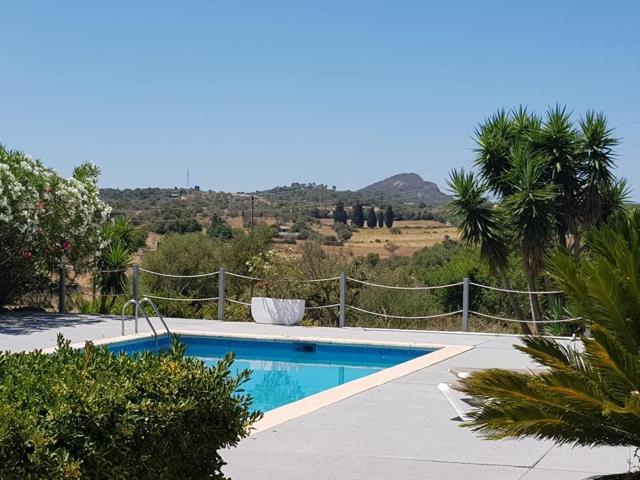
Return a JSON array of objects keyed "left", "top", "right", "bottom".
[
  {"left": 447, "top": 169, "right": 508, "bottom": 272},
  {"left": 461, "top": 212, "right": 640, "bottom": 448}
]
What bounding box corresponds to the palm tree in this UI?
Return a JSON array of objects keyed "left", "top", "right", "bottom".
[
  {"left": 97, "top": 242, "right": 132, "bottom": 313},
  {"left": 576, "top": 111, "right": 629, "bottom": 255},
  {"left": 449, "top": 106, "right": 625, "bottom": 333},
  {"left": 447, "top": 170, "right": 531, "bottom": 334},
  {"left": 502, "top": 144, "right": 557, "bottom": 330},
  {"left": 534, "top": 106, "right": 579, "bottom": 249},
  {"left": 458, "top": 211, "right": 640, "bottom": 450}
]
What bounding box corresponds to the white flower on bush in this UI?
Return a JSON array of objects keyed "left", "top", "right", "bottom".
[{"left": 0, "top": 145, "right": 111, "bottom": 273}]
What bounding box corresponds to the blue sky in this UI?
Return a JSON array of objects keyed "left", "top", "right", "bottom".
[{"left": 1, "top": 1, "right": 639, "bottom": 197}]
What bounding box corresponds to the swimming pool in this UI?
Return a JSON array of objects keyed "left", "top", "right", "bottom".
[{"left": 108, "top": 335, "right": 435, "bottom": 412}]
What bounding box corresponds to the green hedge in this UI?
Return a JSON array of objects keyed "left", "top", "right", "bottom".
[{"left": 0, "top": 335, "right": 261, "bottom": 479}]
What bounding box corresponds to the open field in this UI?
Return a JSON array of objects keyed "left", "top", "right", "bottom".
[
  {"left": 140, "top": 217, "right": 458, "bottom": 259},
  {"left": 291, "top": 219, "right": 458, "bottom": 258},
  {"left": 338, "top": 220, "right": 457, "bottom": 257}
]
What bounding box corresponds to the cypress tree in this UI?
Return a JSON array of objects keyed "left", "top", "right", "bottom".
[
  {"left": 351, "top": 203, "right": 365, "bottom": 228},
  {"left": 377, "top": 210, "right": 384, "bottom": 228},
  {"left": 384, "top": 206, "right": 394, "bottom": 228},
  {"left": 333, "top": 202, "right": 348, "bottom": 224},
  {"left": 366, "top": 207, "right": 377, "bottom": 228}
]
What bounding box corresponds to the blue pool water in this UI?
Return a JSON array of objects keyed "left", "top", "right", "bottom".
[{"left": 108, "top": 335, "right": 434, "bottom": 412}]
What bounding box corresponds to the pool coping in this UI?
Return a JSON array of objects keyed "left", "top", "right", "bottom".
[{"left": 50, "top": 329, "right": 473, "bottom": 434}]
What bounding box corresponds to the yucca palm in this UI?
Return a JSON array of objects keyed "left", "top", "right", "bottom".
[
  {"left": 447, "top": 170, "right": 531, "bottom": 334},
  {"left": 449, "top": 105, "right": 626, "bottom": 332},
  {"left": 459, "top": 210, "right": 640, "bottom": 449},
  {"left": 534, "top": 105, "right": 580, "bottom": 249},
  {"left": 577, "top": 111, "right": 629, "bottom": 238},
  {"left": 102, "top": 216, "right": 144, "bottom": 253},
  {"left": 97, "top": 242, "right": 132, "bottom": 313},
  {"left": 503, "top": 144, "right": 557, "bottom": 329}
]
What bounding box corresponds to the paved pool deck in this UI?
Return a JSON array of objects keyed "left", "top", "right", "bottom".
[{"left": 0, "top": 312, "right": 633, "bottom": 480}]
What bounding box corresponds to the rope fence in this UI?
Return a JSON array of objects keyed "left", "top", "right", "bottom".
[
  {"left": 226, "top": 298, "right": 251, "bottom": 306},
  {"left": 469, "top": 282, "right": 563, "bottom": 295},
  {"left": 305, "top": 303, "right": 340, "bottom": 310},
  {"left": 61, "top": 264, "right": 585, "bottom": 331},
  {"left": 141, "top": 294, "right": 220, "bottom": 302},
  {"left": 73, "top": 268, "right": 131, "bottom": 275},
  {"left": 469, "top": 310, "right": 582, "bottom": 324},
  {"left": 347, "top": 277, "right": 463, "bottom": 290},
  {"left": 224, "top": 271, "right": 262, "bottom": 281},
  {"left": 347, "top": 305, "right": 463, "bottom": 320},
  {"left": 139, "top": 268, "right": 219, "bottom": 278}
]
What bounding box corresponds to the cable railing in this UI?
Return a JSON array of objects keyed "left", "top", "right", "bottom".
[
  {"left": 469, "top": 281, "right": 563, "bottom": 295},
  {"left": 348, "top": 277, "right": 463, "bottom": 290},
  {"left": 469, "top": 310, "right": 582, "bottom": 324},
  {"left": 131, "top": 268, "right": 581, "bottom": 331},
  {"left": 138, "top": 268, "right": 219, "bottom": 279},
  {"left": 61, "top": 264, "right": 583, "bottom": 331}
]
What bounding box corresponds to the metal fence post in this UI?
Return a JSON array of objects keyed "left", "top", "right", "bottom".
[
  {"left": 339, "top": 272, "right": 346, "bottom": 328},
  {"left": 58, "top": 259, "right": 65, "bottom": 314},
  {"left": 218, "top": 267, "right": 225, "bottom": 321},
  {"left": 462, "top": 277, "right": 470, "bottom": 332},
  {"left": 132, "top": 264, "right": 139, "bottom": 333}
]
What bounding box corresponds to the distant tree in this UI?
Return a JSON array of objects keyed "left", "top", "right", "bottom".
[
  {"left": 366, "top": 207, "right": 377, "bottom": 228},
  {"left": 333, "top": 203, "right": 348, "bottom": 224},
  {"left": 207, "top": 215, "right": 234, "bottom": 241},
  {"left": 384, "top": 206, "right": 394, "bottom": 228},
  {"left": 377, "top": 210, "right": 384, "bottom": 228},
  {"left": 351, "top": 203, "right": 365, "bottom": 228}
]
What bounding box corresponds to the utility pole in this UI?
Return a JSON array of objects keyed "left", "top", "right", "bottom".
[{"left": 250, "top": 195, "right": 255, "bottom": 232}]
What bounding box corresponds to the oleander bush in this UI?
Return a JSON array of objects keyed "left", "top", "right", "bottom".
[
  {"left": 0, "top": 335, "right": 260, "bottom": 479},
  {"left": 0, "top": 145, "right": 111, "bottom": 307}
]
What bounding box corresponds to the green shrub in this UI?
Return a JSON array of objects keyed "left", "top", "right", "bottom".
[
  {"left": 198, "top": 302, "right": 251, "bottom": 321},
  {"left": 0, "top": 335, "right": 260, "bottom": 479},
  {"left": 333, "top": 223, "right": 352, "bottom": 242},
  {"left": 207, "top": 215, "right": 234, "bottom": 241},
  {"left": 322, "top": 235, "right": 342, "bottom": 246},
  {"left": 247, "top": 249, "right": 310, "bottom": 299},
  {"left": 141, "top": 233, "right": 223, "bottom": 304}
]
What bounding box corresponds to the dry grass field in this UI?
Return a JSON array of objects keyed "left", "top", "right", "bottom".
[
  {"left": 138, "top": 217, "right": 457, "bottom": 260},
  {"left": 277, "top": 219, "right": 458, "bottom": 258}
]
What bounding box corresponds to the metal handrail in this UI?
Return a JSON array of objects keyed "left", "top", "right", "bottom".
[
  {"left": 139, "top": 297, "right": 171, "bottom": 336},
  {"left": 121, "top": 299, "right": 159, "bottom": 347}
]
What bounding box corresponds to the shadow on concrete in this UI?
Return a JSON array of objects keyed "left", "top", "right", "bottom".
[{"left": 0, "top": 312, "right": 116, "bottom": 336}]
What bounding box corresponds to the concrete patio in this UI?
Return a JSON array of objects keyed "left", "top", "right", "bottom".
[{"left": 0, "top": 312, "right": 633, "bottom": 480}]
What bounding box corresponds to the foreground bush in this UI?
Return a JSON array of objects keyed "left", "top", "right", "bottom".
[
  {"left": 460, "top": 211, "right": 640, "bottom": 450},
  {"left": 0, "top": 335, "right": 260, "bottom": 479}
]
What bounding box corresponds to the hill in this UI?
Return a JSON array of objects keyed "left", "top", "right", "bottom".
[
  {"left": 358, "top": 173, "right": 450, "bottom": 205},
  {"left": 100, "top": 173, "right": 452, "bottom": 233}
]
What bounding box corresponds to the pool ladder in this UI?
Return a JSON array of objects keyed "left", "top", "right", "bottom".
[{"left": 121, "top": 297, "right": 171, "bottom": 345}]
